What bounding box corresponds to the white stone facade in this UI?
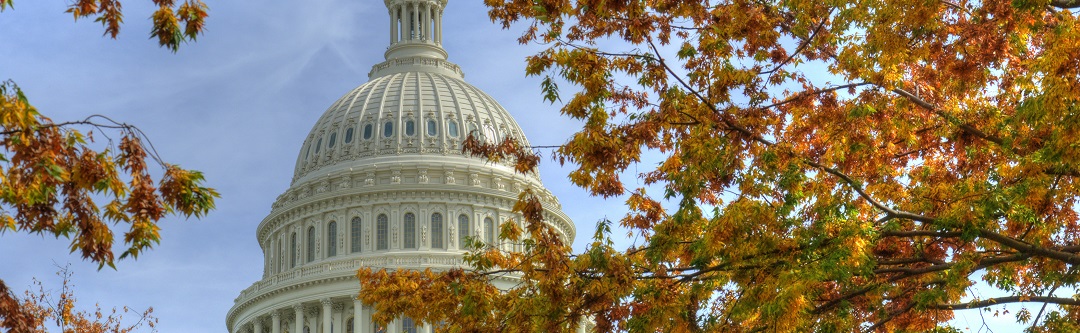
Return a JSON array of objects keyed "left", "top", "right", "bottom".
[{"left": 225, "top": 0, "right": 575, "bottom": 332}]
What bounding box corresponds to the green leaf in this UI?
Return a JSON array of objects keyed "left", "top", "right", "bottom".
[{"left": 540, "top": 76, "right": 560, "bottom": 104}]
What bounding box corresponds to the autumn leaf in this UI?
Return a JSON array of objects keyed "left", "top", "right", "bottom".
[{"left": 359, "top": 0, "right": 1080, "bottom": 332}]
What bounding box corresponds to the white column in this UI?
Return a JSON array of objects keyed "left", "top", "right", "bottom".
[
  {"left": 422, "top": 2, "right": 430, "bottom": 41},
  {"left": 254, "top": 318, "right": 264, "bottom": 333},
  {"left": 262, "top": 243, "right": 268, "bottom": 278},
  {"left": 393, "top": 5, "right": 401, "bottom": 43},
  {"left": 334, "top": 303, "right": 343, "bottom": 333},
  {"left": 353, "top": 300, "right": 364, "bottom": 333},
  {"left": 294, "top": 304, "right": 305, "bottom": 333},
  {"left": 272, "top": 311, "right": 281, "bottom": 333},
  {"left": 321, "top": 299, "right": 332, "bottom": 333},
  {"left": 412, "top": 2, "right": 419, "bottom": 41},
  {"left": 402, "top": 3, "right": 411, "bottom": 41},
  {"left": 435, "top": 8, "right": 442, "bottom": 44}
]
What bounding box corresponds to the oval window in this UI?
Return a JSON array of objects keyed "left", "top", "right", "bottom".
[
  {"left": 467, "top": 123, "right": 478, "bottom": 138},
  {"left": 363, "top": 124, "right": 373, "bottom": 140},
  {"left": 426, "top": 120, "right": 437, "bottom": 136},
  {"left": 315, "top": 137, "right": 322, "bottom": 153},
  {"left": 344, "top": 127, "right": 354, "bottom": 143},
  {"left": 328, "top": 132, "right": 337, "bottom": 148},
  {"left": 405, "top": 120, "right": 416, "bottom": 136},
  {"left": 383, "top": 121, "right": 394, "bottom": 137},
  {"left": 448, "top": 120, "right": 459, "bottom": 137}
]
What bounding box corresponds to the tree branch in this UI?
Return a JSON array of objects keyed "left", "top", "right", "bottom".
[
  {"left": 759, "top": 8, "right": 834, "bottom": 76},
  {"left": 879, "top": 230, "right": 962, "bottom": 238},
  {"left": 979, "top": 230, "right": 1080, "bottom": 265},
  {"left": 805, "top": 160, "right": 935, "bottom": 223},
  {"left": 890, "top": 87, "right": 1005, "bottom": 146},
  {"left": 1050, "top": 0, "right": 1080, "bottom": 8},
  {"left": 929, "top": 296, "right": 1080, "bottom": 310}
]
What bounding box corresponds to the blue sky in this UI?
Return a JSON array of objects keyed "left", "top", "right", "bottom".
[{"left": 0, "top": 1, "right": 1042, "bottom": 332}]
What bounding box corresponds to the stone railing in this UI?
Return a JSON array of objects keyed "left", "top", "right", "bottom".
[
  {"left": 233, "top": 253, "right": 466, "bottom": 305},
  {"left": 367, "top": 56, "right": 464, "bottom": 79}
]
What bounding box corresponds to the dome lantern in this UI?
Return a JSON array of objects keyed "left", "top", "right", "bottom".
[
  {"left": 385, "top": 0, "right": 447, "bottom": 59},
  {"left": 370, "top": 0, "right": 461, "bottom": 79}
]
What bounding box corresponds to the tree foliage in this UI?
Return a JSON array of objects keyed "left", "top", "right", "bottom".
[
  {"left": 0, "top": 0, "right": 209, "bottom": 52},
  {"left": 0, "top": 2, "right": 213, "bottom": 332},
  {"left": 358, "top": 0, "right": 1080, "bottom": 331},
  {"left": 3, "top": 266, "right": 158, "bottom": 333}
]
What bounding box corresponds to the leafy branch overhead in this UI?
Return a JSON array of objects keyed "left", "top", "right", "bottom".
[
  {"left": 0, "top": 81, "right": 218, "bottom": 268},
  {"left": 0, "top": 82, "right": 218, "bottom": 333},
  {"left": 0, "top": 1, "right": 214, "bottom": 330},
  {"left": 0, "top": 0, "right": 209, "bottom": 52},
  {"left": 358, "top": 0, "right": 1080, "bottom": 332}
]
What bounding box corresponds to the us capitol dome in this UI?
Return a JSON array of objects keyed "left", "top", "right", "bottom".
[{"left": 225, "top": 0, "right": 575, "bottom": 332}]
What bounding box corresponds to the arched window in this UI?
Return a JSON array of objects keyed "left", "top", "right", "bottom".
[
  {"left": 363, "top": 123, "right": 373, "bottom": 140},
  {"left": 426, "top": 119, "right": 437, "bottom": 136},
  {"left": 290, "top": 232, "right": 297, "bottom": 268},
  {"left": 448, "top": 120, "right": 459, "bottom": 137},
  {"left": 327, "top": 221, "right": 338, "bottom": 257},
  {"left": 275, "top": 239, "right": 282, "bottom": 272},
  {"left": 377, "top": 214, "right": 389, "bottom": 250},
  {"left": 307, "top": 226, "right": 316, "bottom": 262},
  {"left": 383, "top": 121, "right": 394, "bottom": 137},
  {"left": 403, "top": 213, "right": 416, "bottom": 249},
  {"left": 345, "top": 127, "right": 354, "bottom": 143},
  {"left": 402, "top": 318, "right": 417, "bottom": 333},
  {"left": 458, "top": 214, "right": 469, "bottom": 249},
  {"left": 484, "top": 217, "right": 495, "bottom": 245},
  {"left": 315, "top": 137, "right": 322, "bottom": 153},
  {"left": 431, "top": 213, "right": 444, "bottom": 249},
  {"left": 329, "top": 132, "right": 337, "bottom": 148},
  {"left": 405, "top": 119, "right": 416, "bottom": 136},
  {"left": 350, "top": 217, "right": 362, "bottom": 253}
]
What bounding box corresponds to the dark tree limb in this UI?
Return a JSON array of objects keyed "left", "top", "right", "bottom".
[
  {"left": 929, "top": 296, "right": 1080, "bottom": 310},
  {"left": 1050, "top": 0, "right": 1080, "bottom": 8}
]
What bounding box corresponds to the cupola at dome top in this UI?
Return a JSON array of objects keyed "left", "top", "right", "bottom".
[
  {"left": 384, "top": 0, "right": 448, "bottom": 60},
  {"left": 368, "top": 0, "right": 461, "bottom": 79}
]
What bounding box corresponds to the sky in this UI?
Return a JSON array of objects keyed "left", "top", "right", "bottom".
[{"left": 0, "top": 0, "right": 1041, "bottom": 332}]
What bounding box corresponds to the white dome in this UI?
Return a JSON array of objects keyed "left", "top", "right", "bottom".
[
  {"left": 291, "top": 69, "right": 533, "bottom": 186},
  {"left": 226, "top": 1, "right": 575, "bottom": 332}
]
